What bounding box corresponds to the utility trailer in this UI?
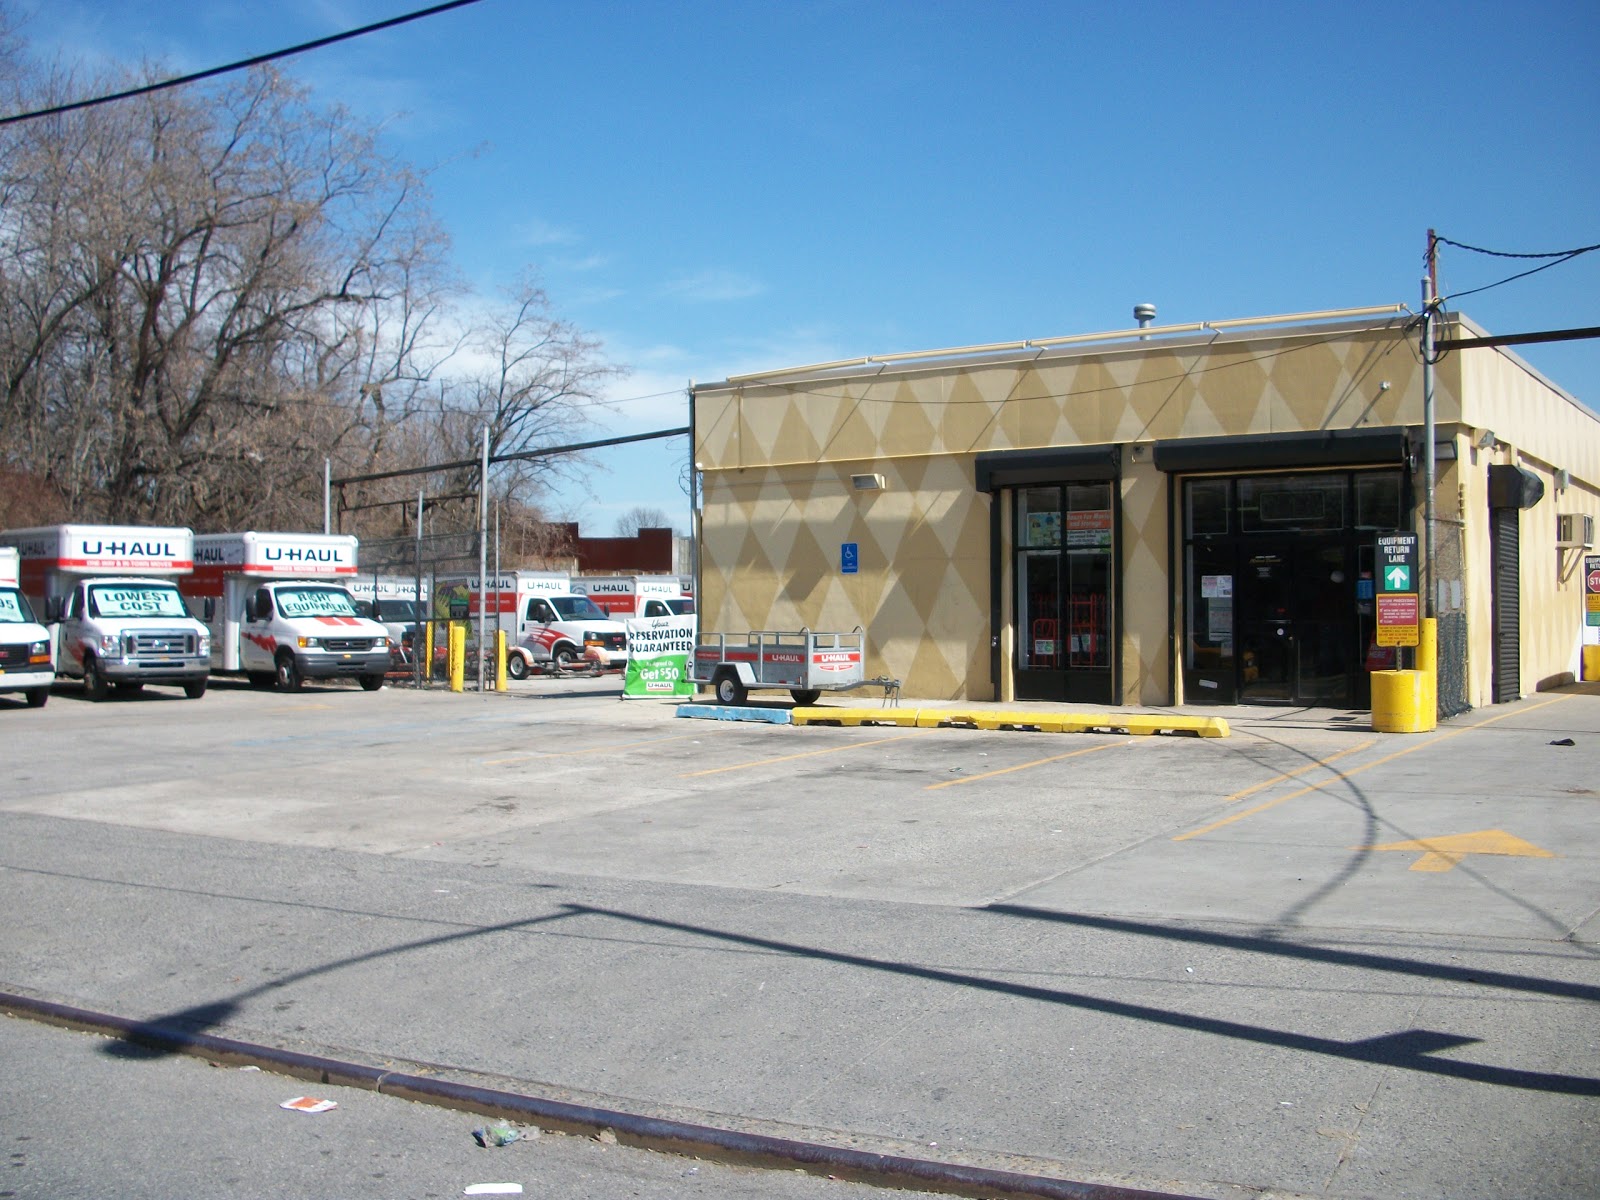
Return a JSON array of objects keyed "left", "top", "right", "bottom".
[{"left": 692, "top": 629, "right": 865, "bottom": 705}]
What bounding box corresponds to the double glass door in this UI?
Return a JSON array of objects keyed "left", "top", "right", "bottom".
[{"left": 1015, "top": 483, "right": 1114, "bottom": 703}]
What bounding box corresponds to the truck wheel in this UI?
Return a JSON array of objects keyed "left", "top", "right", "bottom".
[
  {"left": 790, "top": 689, "right": 821, "bottom": 706},
  {"left": 553, "top": 645, "right": 578, "bottom": 669},
  {"left": 82, "top": 655, "right": 109, "bottom": 702},
  {"left": 274, "top": 651, "right": 303, "bottom": 692},
  {"left": 183, "top": 679, "right": 207, "bottom": 699},
  {"left": 359, "top": 674, "right": 384, "bottom": 691},
  {"left": 506, "top": 653, "right": 529, "bottom": 681},
  {"left": 25, "top": 687, "right": 49, "bottom": 708},
  {"left": 715, "top": 670, "right": 747, "bottom": 706}
]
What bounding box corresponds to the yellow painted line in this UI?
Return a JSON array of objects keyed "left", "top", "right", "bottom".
[
  {"left": 678, "top": 734, "right": 918, "bottom": 778},
  {"left": 1174, "top": 693, "right": 1575, "bottom": 842},
  {"left": 483, "top": 729, "right": 727, "bottom": 766},
  {"left": 925, "top": 740, "right": 1125, "bottom": 789},
  {"left": 1361, "top": 829, "right": 1556, "bottom": 872},
  {"left": 794, "top": 708, "right": 1229, "bottom": 737},
  {"left": 1206, "top": 739, "right": 1378, "bottom": 810}
]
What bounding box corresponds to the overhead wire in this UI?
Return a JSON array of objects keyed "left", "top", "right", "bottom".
[{"left": 0, "top": 0, "right": 489, "bottom": 127}]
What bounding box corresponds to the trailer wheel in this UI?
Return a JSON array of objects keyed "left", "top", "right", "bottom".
[
  {"left": 553, "top": 644, "right": 578, "bottom": 669},
  {"left": 790, "top": 689, "right": 821, "bottom": 706},
  {"left": 358, "top": 674, "right": 384, "bottom": 691},
  {"left": 182, "top": 679, "right": 207, "bottom": 699},
  {"left": 25, "top": 687, "right": 48, "bottom": 708},
  {"left": 714, "top": 670, "right": 747, "bottom": 706},
  {"left": 274, "top": 650, "right": 303, "bottom": 692},
  {"left": 506, "top": 653, "right": 529, "bottom": 681},
  {"left": 82, "top": 655, "right": 109, "bottom": 702}
]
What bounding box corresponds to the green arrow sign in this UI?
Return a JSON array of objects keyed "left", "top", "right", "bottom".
[{"left": 1385, "top": 564, "right": 1411, "bottom": 591}]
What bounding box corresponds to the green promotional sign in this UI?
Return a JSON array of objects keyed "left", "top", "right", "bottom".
[{"left": 622, "top": 616, "right": 697, "bottom": 699}]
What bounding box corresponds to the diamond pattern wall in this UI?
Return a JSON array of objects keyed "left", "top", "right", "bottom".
[{"left": 694, "top": 321, "right": 1457, "bottom": 702}]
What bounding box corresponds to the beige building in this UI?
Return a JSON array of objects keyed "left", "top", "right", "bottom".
[{"left": 690, "top": 307, "right": 1600, "bottom": 712}]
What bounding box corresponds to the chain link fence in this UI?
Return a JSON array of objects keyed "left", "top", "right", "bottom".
[{"left": 1431, "top": 516, "right": 1470, "bottom": 718}]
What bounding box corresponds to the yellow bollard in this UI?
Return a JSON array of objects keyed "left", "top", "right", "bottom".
[
  {"left": 1371, "top": 669, "right": 1434, "bottom": 733},
  {"left": 1418, "top": 617, "right": 1437, "bottom": 724},
  {"left": 449, "top": 623, "right": 465, "bottom": 693},
  {"left": 425, "top": 621, "right": 436, "bottom": 681},
  {"left": 1584, "top": 644, "right": 1600, "bottom": 682},
  {"left": 495, "top": 629, "right": 507, "bottom": 692}
]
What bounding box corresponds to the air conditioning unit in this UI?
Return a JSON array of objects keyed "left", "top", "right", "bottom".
[{"left": 1557, "top": 513, "right": 1594, "bottom": 548}]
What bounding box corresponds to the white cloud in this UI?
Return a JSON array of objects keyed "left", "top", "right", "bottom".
[{"left": 659, "top": 269, "right": 765, "bottom": 303}]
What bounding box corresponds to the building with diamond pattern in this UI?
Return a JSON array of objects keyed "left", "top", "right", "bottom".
[{"left": 689, "top": 307, "right": 1600, "bottom": 711}]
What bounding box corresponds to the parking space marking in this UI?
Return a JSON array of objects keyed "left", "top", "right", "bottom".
[
  {"left": 1174, "top": 694, "right": 1573, "bottom": 842},
  {"left": 924, "top": 740, "right": 1126, "bottom": 789},
  {"left": 678, "top": 734, "right": 918, "bottom": 778}
]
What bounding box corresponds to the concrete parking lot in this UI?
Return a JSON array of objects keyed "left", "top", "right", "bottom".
[{"left": 2, "top": 675, "right": 1597, "bottom": 1198}]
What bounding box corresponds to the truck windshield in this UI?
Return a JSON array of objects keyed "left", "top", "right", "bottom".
[
  {"left": 665, "top": 598, "right": 695, "bottom": 615},
  {"left": 276, "top": 587, "right": 360, "bottom": 619},
  {"left": 0, "top": 588, "right": 37, "bottom": 623},
  {"left": 86, "top": 582, "right": 187, "bottom": 619},
  {"left": 549, "top": 595, "right": 607, "bottom": 621},
  {"left": 376, "top": 600, "right": 424, "bottom": 622}
]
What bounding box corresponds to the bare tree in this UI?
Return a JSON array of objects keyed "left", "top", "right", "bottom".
[{"left": 614, "top": 505, "right": 675, "bottom": 537}]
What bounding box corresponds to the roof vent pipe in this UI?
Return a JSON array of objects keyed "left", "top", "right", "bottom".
[{"left": 1133, "top": 303, "right": 1157, "bottom": 339}]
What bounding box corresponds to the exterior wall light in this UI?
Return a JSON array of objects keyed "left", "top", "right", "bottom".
[{"left": 851, "top": 473, "right": 886, "bottom": 491}]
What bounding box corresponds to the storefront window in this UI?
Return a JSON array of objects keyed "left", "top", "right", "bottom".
[
  {"left": 1015, "top": 481, "right": 1114, "bottom": 701},
  {"left": 1187, "top": 479, "right": 1229, "bottom": 536},
  {"left": 1355, "top": 473, "right": 1402, "bottom": 530},
  {"left": 1238, "top": 475, "right": 1346, "bottom": 532}
]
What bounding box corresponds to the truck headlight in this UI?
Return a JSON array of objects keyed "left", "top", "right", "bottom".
[
  {"left": 29, "top": 640, "right": 49, "bottom": 664},
  {"left": 297, "top": 636, "right": 320, "bottom": 648},
  {"left": 375, "top": 636, "right": 388, "bottom": 648},
  {"left": 98, "top": 633, "right": 121, "bottom": 656},
  {"left": 198, "top": 635, "right": 210, "bottom": 656}
]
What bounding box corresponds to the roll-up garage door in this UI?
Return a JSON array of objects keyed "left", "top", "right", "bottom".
[{"left": 1491, "top": 506, "right": 1520, "bottom": 703}]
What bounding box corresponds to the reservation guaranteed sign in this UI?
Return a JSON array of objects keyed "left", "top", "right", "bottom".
[{"left": 622, "top": 615, "right": 698, "bottom": 699}]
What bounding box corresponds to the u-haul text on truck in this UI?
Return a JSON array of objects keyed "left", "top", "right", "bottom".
[
  {"left": 188, "top": 531, "right": 391, "bottom": 692},
  {"left": 0, "top": 524, "right": 211, "bottom": 701},
  {"left": 434, "top": 571, "right": 628, "bottom": 679},
  {"left": 346, "top": 575, "right": 428, "bottom": 668},
  {"left": 0, "top": 546, "right": 54, "bottom": 708},
  {"left": 571, "top": 575, "right": 694, "bottom": 620}
]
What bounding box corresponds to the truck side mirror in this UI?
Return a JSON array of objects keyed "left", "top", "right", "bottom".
[
  {"left": 45, "top": 595, "right": 63, "bottom": 621},
  {"left": 244, "top": 595, "right": 258, "bottom": 622},
  {"left": 203, "top": 598, "right": 215, "bottom": 621}
]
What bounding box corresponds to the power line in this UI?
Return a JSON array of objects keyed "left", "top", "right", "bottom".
[
  {"left": 0, "top": 0, "right": 489, "bottom": 127},
  {"left": 1432, "top": 234, "right": 1600, "bottom": 304}
]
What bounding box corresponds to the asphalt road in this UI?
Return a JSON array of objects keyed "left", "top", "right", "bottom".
[{"left": 1, "top": 675, "right": 1597, "bottom": 1199}]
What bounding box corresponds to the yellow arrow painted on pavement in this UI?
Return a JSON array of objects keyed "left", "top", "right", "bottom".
[{"left": 1361, "top": 829, "right": 1556, "bottom": 872}]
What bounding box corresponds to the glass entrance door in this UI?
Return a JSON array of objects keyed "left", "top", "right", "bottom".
[
  {"left": 1015, "top": 483, "right": 1114, "bottom": 703},
  {"left": 1234, "top": 538, "right": 1354, "bottom": 705}
]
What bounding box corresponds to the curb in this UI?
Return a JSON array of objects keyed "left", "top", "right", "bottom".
[
  {"left": 792, "top": 709, "right": 1230, "bottom": 737},
  {"left": 2, "top": 990, "right": 1202, "bottom": 1200},
  {"left": 676, "top": 703, "right": 792, "bottom": 723}
]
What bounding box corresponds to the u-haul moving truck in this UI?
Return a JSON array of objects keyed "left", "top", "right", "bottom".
[
  {"left": 0, "top": 546, "right": 54, "bottom": 707},
  {"left": 0, "top": 524, "right": 211, "bottom": 701},
  {"left": 346, "top": 575, "right": 428, "bottom": 667},
  {"left": 571, "top": 574, "right": 695, "bottom": 620},
  {"left": 434, "top": 571, "right": 628, "bottom": 679},
  {"left": 189, "top": 531, "right": 391, "bottom": 692}
]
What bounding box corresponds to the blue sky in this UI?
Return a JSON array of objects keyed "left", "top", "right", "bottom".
[{"left": 12, "top": 0, "right": 1599, "bottom": 535}]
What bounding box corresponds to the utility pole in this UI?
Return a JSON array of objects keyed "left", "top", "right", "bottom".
[
  {"left": 1421, "top": 230, "right": 1439, "bottom": 624},
  {"left": 477, "top": 425, "right": 489, "bottom": 692}
]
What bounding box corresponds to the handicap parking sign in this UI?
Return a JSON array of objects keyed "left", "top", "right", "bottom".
[{"left": 841, "top": 542, "right": 859, "bottom": 574}]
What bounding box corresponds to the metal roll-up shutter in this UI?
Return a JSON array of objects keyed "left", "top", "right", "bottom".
[{"left": 1491, "top": 507, "right": 1521, "bottom": 703}]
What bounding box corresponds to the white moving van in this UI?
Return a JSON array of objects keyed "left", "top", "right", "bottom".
[
  {"left": 571, "top": 574, "right": 695, "bottom": 620},
  {"left": 0, "top": 546, "right": 54, "bottom": 707},
  {"left": 0, "top": 524, "right": 211, "bottom": 701},
  {"left": 190, "top": 531, "right": 391, "bottom": 691},
  {"left": 346, "top": 575, "right": 428, "bottom": 668},
  {"left": 434, "top": 571, "right": 628, "bottom": 678}
]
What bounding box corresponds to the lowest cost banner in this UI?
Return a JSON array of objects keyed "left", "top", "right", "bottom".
[{"left": 623, "top": 615, "right": 698, "bottom": 699}]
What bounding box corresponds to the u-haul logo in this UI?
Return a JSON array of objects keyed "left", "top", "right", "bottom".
[
  {"left": 264, "top": 546, "right": 348, "bottom": 565},
  {"left": 82, "top": 538, "right": 179, "bottom": 559}
]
